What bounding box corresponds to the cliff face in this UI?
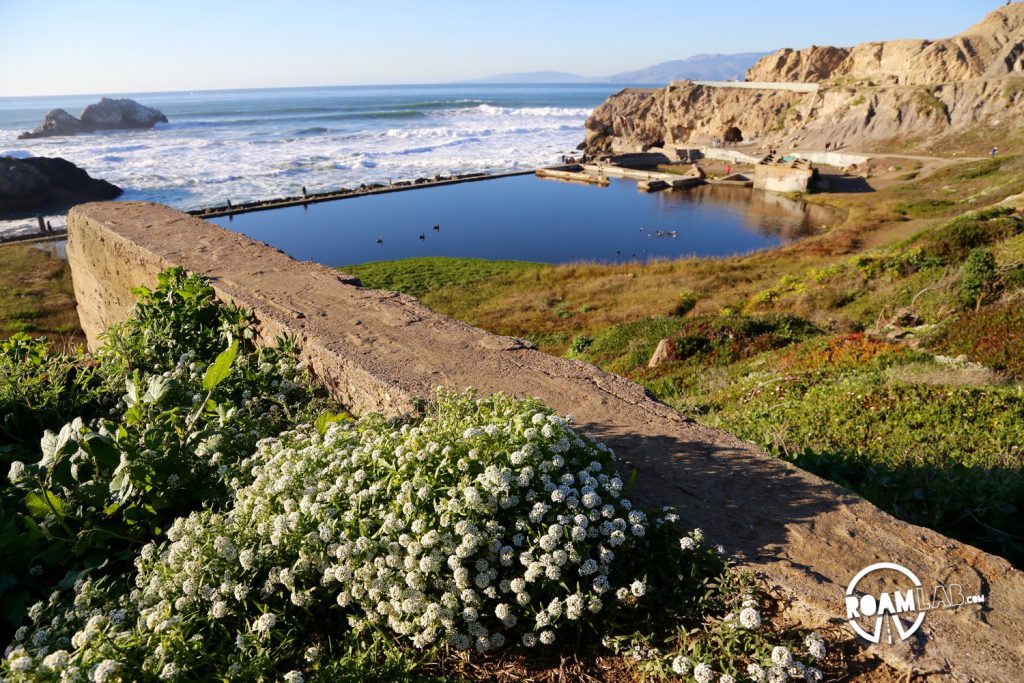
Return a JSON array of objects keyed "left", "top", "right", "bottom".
[
  {"left": 746, "top": 6, "right": 1024, "bottom": 86},
  {"left": 745, "top": 46, "right": 850, "bottom": 83},
  {"left": 584, "top": 5, "right": 1024, "bottom": 156}
]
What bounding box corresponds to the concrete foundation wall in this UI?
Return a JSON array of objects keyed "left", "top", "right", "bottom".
[
  {"left": 698, "top": 148, "right": 762, "bottom": 164},
  {"left": 66, "top": 201, "right": 1024, "bottom": 680},
  {"left": 753, "top": 164, "right": 814, "bottom": 193},
  {"left": 795, "top": 151, "right": 869, "bottom": 167}
]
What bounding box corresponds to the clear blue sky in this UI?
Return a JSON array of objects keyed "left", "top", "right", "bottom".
[{"left": 0, "top": 0, "right": 1002, "bottom": 96}]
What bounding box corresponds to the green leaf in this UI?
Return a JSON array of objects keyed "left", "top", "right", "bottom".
[
  {"left": 39, "top": 430, "right": 59, "bottom": 465},
  {"left": 315, "top": 410, "right": 354, "bottom": 434},
  {"left": 124, "top": 377, "right": 140, "bottom": 407},
  {"left": 25, "top": 490, "right": 64, "bottom": 518},
  {"left": 143, "top": 375, "right": 171, "bottom": 403},
  {"left": 83, "top": 432, "right": 120, "bottom": 471},
  {"left": 50, "top": 456, "right": 74, "bottom": 488},
  {"left": 202, "top": 340, "right": 238, "bottom": 392},
  {"left": 109, "top": 467, "right": 128, "bottom": 494}
]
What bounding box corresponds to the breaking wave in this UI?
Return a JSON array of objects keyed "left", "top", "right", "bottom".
[{"left": 0, "top": 84, "right": 614, "bottom": 230}]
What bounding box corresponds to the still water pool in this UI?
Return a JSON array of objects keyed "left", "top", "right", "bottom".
[{"left": 211, "top": 174, "right": 836, "bottom": 266}]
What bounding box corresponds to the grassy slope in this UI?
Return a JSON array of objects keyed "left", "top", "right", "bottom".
[
  {"left": 0, "top": 243, "right": 81, "bottom": 350},
  {"left": 343, "top": 257, "right": 543, "bottom": 299},
  {"left": 340, "top": 156, "right": 1024, "bottom": 566}
]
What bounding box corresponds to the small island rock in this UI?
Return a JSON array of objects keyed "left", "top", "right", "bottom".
[
  {"left": 80, "top": 98, "right": 168, "bottom": 131},
  {"left": 18, "top": 98, "right": 167, "bottom": 139}
]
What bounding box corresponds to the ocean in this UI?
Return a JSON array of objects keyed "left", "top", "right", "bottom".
[{"left": 0, "top": 83, "right": 622, "bottom": 237}]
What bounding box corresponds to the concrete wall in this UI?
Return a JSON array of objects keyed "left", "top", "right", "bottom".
[
  {"left": 698, "top": 147, "right": 762, "bottom": 164},
  {"left": 753, "top": 164, "right": 814, "bottom": 193},
  {"left": 793, "top": 151, "right": 869, "bottom": 167},
  {"left": 682, "top": 80, "right": 820, "bottom": 94},
  {"left": 66, "top": 201, "right": 1024, "bottom": 680}
]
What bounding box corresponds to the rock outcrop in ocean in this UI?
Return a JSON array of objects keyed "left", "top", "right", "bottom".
[
  {"left": 583, "top": 4, "right": 1024, "bottom": 156},
  {"left": 18, "top": 98, "right": 168, "bottom": 139},
  {"left": 0, "top": 156, "right": 122, "bottom": 215}
]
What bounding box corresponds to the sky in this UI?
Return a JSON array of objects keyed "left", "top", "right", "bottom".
[{"left": 0, "top": 0, "right": 1004, "bottom": 97}]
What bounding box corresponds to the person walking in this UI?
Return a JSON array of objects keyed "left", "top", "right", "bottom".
[{"left": 992, "top": 146, "right": 999, "bottom": 158}]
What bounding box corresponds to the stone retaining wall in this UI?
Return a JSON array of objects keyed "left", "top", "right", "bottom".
[{"left": 67, "top": 201, "right": 1024, "bottom": 681}]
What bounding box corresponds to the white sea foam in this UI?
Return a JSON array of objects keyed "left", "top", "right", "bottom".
[
  {"left": 0, "top": 103, "right": 589, "bottom": 236},
  {"left": 0, "top": 86, "right": 612, "bottom": 240}
]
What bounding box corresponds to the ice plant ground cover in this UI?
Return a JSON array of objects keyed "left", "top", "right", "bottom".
[{"left": 2, "top": 270, "right": 828, "bottom": 681}]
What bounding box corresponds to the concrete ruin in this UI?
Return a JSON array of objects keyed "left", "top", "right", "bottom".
[
  {"left": 67, "top": 201, "right": 1024, "bottom": 681},
  {"left": 753, "top": 154, "right": 816, "bottom": 193}
]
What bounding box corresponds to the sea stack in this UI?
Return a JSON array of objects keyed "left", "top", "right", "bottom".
[{"left": 18, "top": 98, "right": 168, "bottom": 139}]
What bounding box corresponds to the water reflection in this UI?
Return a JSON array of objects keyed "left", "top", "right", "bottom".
[{"left": 211, "top": 176, "right": 839, "bottom": 266}]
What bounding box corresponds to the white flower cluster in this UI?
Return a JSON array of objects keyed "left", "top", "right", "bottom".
[
  {"left": 4, "top": 394, "right": 681, "bottom": 680},
  {"left": 198, "top": 397, "right": 652, "bottom": 653}
]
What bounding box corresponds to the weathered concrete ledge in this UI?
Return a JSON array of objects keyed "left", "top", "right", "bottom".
[{"left": 68, "top": 202, "right": 1023, "bottom": 681}]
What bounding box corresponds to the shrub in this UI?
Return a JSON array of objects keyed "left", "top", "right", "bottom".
[
  {"left": 0, "top": 269, "right": 324, "bottom": 639},
  {"left": 711, "top": 372, "right": 1024, "bottom": 565},
  {"left": 0, "top": 335, "right": 104, "bottom": 447},
  {"left": 895, "top": 198, "right": 956, "bottom": 218},
  {"left": 2, "top": 271, "right": 834, "bottom": 680},
  {"left": 575, "top": 317, "right": 690, "bottom": 374},
  {"left": 579, "top": 314, "right": 819, "bottom": 375},
  {"left": 958, "top": 248, "right": 999, "bottom": 309},
  {"left": 921, "top": 207, "right": 1024, "bottom": 262},
  {"left": 778, "top": 334, "right": 911, "bottom": 373},
  {"left": 567, "top": 335, "right": 595, "bottom": 357},
  {"left": 955, "top": 158, "right": 1002, "bottom": 180},
  {"left": 3, "top": 393, "right": 827, "bottom": 681},
  {"left": 926, "top": 303, "right": 1024, "bottom": 379},
  {"left": 671, "top": 291, "right": 698, "bottom": 317},
  {"left": 666, "top": 315, "right": 819, "bottom": 367}
]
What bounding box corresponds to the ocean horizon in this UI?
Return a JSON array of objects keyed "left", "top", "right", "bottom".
[{"left": 0, "top": 83, "right": 632, "bottom": 238}]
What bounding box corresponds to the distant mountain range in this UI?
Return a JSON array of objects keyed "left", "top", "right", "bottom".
[{"left": 464, "top": 52, "right": 773, "bottom": 85}]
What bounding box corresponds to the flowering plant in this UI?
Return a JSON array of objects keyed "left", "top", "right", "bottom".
[{"left": 4, "top": 389, "right": 830, "bottom": 681}]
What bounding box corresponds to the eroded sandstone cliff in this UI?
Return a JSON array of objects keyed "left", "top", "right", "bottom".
[{"left": 584, "top": 4, "right": 1024, "bottom": 156}]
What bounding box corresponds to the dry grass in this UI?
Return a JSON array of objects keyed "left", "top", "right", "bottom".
[
  {"left": 0, "top": 242, "right": 82, "bottom": 350},
  {"left": 884, "top": 361, "right": 1004, "bottom": 387}
]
